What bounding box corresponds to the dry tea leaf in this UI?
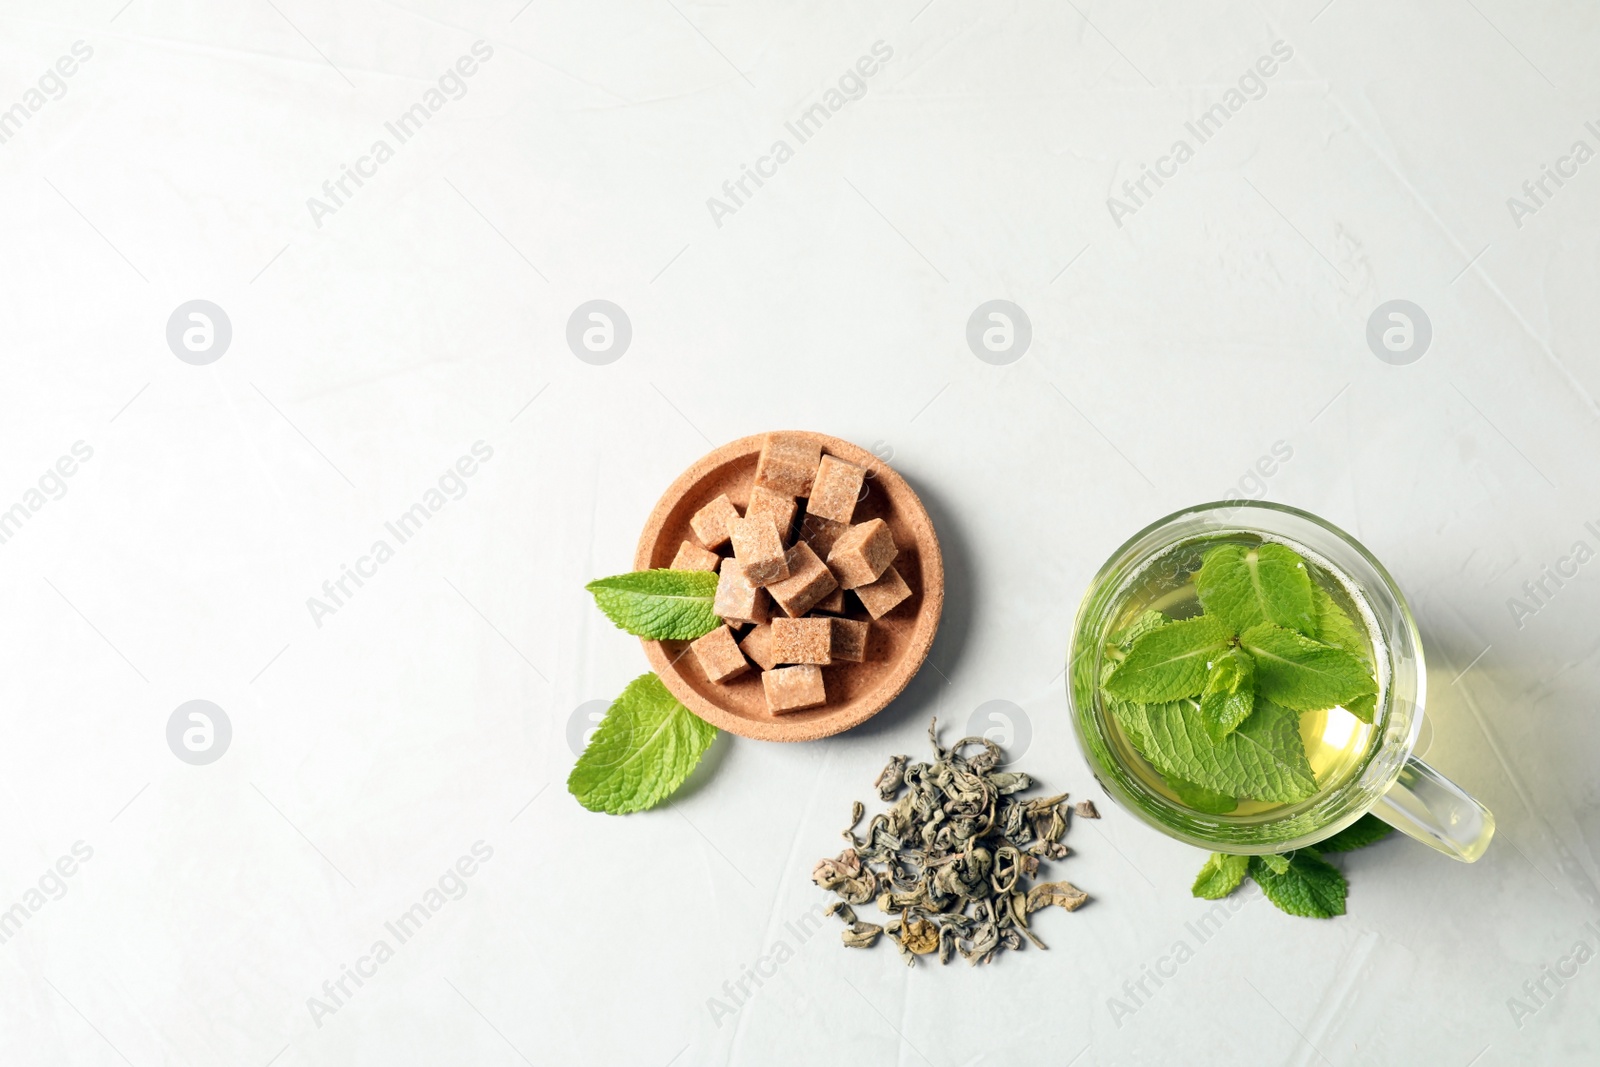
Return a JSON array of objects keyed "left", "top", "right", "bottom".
[
  {"left": 842, "top": 800, "right": 865, "bottom": 845},
  {"left": 811, "top": 718, "right": 1099, "bottom": 966},
  {"left": 1074, "top": 800, "right": 1100, "bottom": 819},
  {"left": 1026, "top": 880, "right": 1089, "bottom": 914},
  {"left": 899, "top": 917, "right": 939, "bottom": 955},
  {"left": 874, "top": 754, "right": 909, "bottom": 800},
  {"left": 813, "top": 848, "right": 877, "bottom": 905},
  {"left": 842, "top": 922, "right": 883, "bottom": 948}
]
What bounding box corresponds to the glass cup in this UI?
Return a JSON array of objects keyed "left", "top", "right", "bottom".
[{"left": 1068, "top": 501, "right": 1494, "bottom": 861}]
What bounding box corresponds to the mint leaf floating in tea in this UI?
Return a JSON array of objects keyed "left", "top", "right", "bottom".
[
  {"left": 814, "top": 719, "right": 1093, "bottom": 966},
  {"left": 1310, "top": 585, "right": 1379, "bottom": 722},
  {"left": 1198, "top": 646, "right": 1256, "bottom": 742},
  {"left": 1167, "top": 776, "right": 1238, "bottom": 814},
  {"left": 1311, "top": 582, "right": 1369, "bottom": 661},
  {"left": 1191, "top": 853, "right": 1249, "bottom": 900},
  {"left": 1195, "top": 542, "right": 1316, "bottom": 636},
  {"left": 567, "top": 673, "right": 717, "bottom": 814},
  {"left": 584, "top": 568, "right": 721, "bottom": 640},
  {"left": 1238, "top": 622, "right": 1376, "bottom": 713},
  {"left": 1249, "top": 851, "right": 1347, "bottom": 918},
  {"left": 1111, "top": 698, "right": 1316, "bottom": 803},
  {"left": 1344, "top": 693, "right": 1377, "bottom": 725},
  {"left": 1109, "top": 608, "right": 1170, "bottom": 651},
  {"left": 1317, "top": 813, "right": 1394, "bottom": 852},
  {"left": 1103, "top": 614, "right": 1230, "bottom": 703}
]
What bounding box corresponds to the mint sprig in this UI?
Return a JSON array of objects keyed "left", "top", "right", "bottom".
[
  {"left": 1102, "top": 541, "right": 1379, "bottom": 811},
  {"left": 1189, "top": 815, "right": 1395, "bottom": 918},
  {"left": 567, "top": 673, "right": 717, "bottom": 814},
  {"left": 585, "top": 568, "right": 721, "bottom": 640}
]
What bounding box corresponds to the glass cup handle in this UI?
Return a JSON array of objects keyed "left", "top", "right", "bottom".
[{"left": 1369, "top": 756, "right": 1495, "bottom": 862}]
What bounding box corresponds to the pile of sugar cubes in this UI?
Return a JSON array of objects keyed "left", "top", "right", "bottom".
[{"left": 669, "top": 433, "right": 913, "bottom": 714}]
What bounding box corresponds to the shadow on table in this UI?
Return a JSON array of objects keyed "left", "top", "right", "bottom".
[{"left": 1411, "top": 614, "right": 1600, "bottom": 910}]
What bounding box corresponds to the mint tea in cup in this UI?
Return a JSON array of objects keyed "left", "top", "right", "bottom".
[{"left": 1069, "top": 501, "right": 1493, "bottom": 861}]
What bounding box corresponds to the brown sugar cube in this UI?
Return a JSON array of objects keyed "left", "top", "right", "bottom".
[
  {"left": 771, "top": 617, "right": 832, "bottom": 665},
  {"left": 745, "top": 485, "right": 797, "bottom": 541},
  {"left": 812, "top": 587, "right": 847, "bottom": 614},
  {"left": 690, "top": 625, "right": 749, "bottom": 683},
  {"left": 763, "top": 664, "right": 826, "bottom": 713},
  {"left": 766, "top": 542, "right": 839, "bottom": 618},
  {"left": 728, "top": 516, "right": 789, "bottom": 586},
  {"left": 713, "top": 557, "right": 770, "bottom": 625},
  {"left": 829, "top": 618, "right": 869, "bottom": 663},
  {"left": 738, "top": 622, "right": 779, "bottom": 671},
  {"left": 754, "top": 433, "right": 823, "bottom": 497},
  {"left": 799, "top": 514, "right": 848, "bottom": 557},
  {"left": 670, "top": 539, "right": 721, "bottom": 572},
  {"left": 689, "top": 494, "right": 741, "bottom": 550},
  {"left": 854, "top": 563, "right": 912, "bottom": 619},
  {"left": 827, "top": 518, "right": 898, "bottom": 589},
  {"left": 805, "top": 455, "right": 867, "bottom": 524}
]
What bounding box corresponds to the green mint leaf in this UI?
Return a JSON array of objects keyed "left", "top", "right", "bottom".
[
  {"left": 1111, "top": 609, "right": 1169, "bottom": 652},
  {"left": 1103, "top": 615, "right": 1230, "bottom": 703},
  {"left": 1195, "top": 543, "right": 1316, "bottom": 636},
  {"left": 1311, "top": 582, "right": 1368, "bottom": 661},
  {"left": 1168, "top": 776, "right": 1238, "bottom": 814},
  {"left": 1111, "top": 696, "right": 1243, "bottom": 813},
  {"left": 1199, "top": 647, "right": 1256, "bottom": 742},
  {"left": 567, "top": 673, "right": 717, "bottom": 814},
  {"left": 1117, "top": 697, "right": 1317, "bottom": 803},
  {"left": 1344, "top": 693, "right": 1377, "bottom": 724},
  {"left": 1249, "top": 851, "right": 1347, "bottom": 918},
  {"left": 1311, "top": 586, "right": 1377, "bottom": 726},
  {"left": 1260, "top": 853, "right": 1291, "bottom": 875},
  {"left": 585, "top": 569, "right": 721, "bottom": 640},
  {"left": 1192, "top": 853, "right": 1250, "bottom": 899},
  {"left": 1239, "top": 623, "right": 1377, "bottom": 713},
  {"left": 1318, "top": 814, "right": 1394, "bottom": 852},
  {"left": 1106, "top": 696, "right": 1150, "bottom": 750}
]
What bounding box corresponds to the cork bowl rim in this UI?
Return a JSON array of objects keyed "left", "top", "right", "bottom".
[{"left": 633, "top": 432, "right": 944, "bottom": 742}]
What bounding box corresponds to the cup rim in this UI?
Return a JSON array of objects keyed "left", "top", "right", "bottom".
[{"left": 1068, "top": 499, "right": 1426, "bottom": 853}]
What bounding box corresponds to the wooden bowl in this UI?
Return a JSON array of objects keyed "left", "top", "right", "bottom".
[{"left": 633, "top": 432, "right": 944, "bottom": 742}]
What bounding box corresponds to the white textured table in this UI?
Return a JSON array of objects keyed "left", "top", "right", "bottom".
[{"left": 2, "top": 2, "right": 1598, "bottom": 1064}]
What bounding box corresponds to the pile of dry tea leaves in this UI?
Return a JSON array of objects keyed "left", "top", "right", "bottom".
[{"left": 812, "top": 719, "right": 1094, "bottom": 966}]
